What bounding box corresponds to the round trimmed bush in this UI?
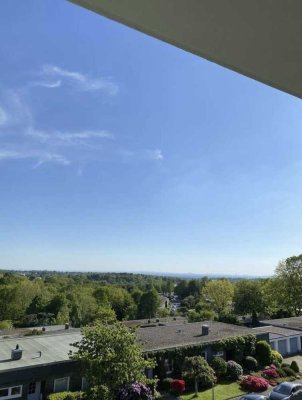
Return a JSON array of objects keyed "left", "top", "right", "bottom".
[
  {"left": 227, "top": 360, "right": 243, "bottom": 381},
  {"left": 290, "top": 360, "right": 300, "bottom": 373},
  {"left": 271, "top": 350, "right": 283, "bottom": 366},
  {"left": 282, "top": 366, "right": 297, "bottom": 377},
  {"left": 211, "top": 357, "right": 227, "bottom": 378},
  {"left": 240, "top": 375, "right": 269, "bottom": 392},
  {"left": 256, "top": 341, "right": 272, "bottom": 366},
  {"left": 244, "top": 356, "right": 258, "bottom": 372}
]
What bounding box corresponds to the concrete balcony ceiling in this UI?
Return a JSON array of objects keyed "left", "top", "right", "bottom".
[{"left": 68, "top": 0, "right": 302, "bottom": 99}]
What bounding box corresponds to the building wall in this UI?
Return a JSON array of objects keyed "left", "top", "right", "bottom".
[{"left": 0, "top": 361, "right": 82, "bottom": 400}]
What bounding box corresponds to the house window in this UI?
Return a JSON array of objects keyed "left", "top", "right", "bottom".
[
  {"left": 54, "top": 377, "right": 70, "bottom": 393},
  {"left": 28, "top": 382, "right": 36, "bottom": 395},
  {"left": 81, "top": 378, "right": 89, "bottom": 391},
  {"left": 0, "top": 386, "right": 22, "bottom": 399},
  {"left": 164, "top": 359, "right": 173, "bottom": 375}
]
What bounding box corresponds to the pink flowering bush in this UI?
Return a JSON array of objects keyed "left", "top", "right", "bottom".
[
  {"left": 262, "top": 366, "right": 280, "bottom": 379},
  {"left": 240, "top": 375, "right": 269, "bottom": 392},
  {"left": 170, "top": 379, "right": 186, "bottom": 395}
]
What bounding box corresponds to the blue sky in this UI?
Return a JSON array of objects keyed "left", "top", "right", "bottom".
[{"left": 1, "top": 0, "right": 302, "bottom": 276}]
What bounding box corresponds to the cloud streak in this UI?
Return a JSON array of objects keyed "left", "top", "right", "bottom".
[
  {"left": 41, "top": 64, "right": 119, "bottom": 95},
  {"left": 0, "top": 149, "right": 70, "bottom": 166},
  {"left": 26, "top": 127, "right": 114, "bottom": 146},
  {"left": 29, "top": 80, "right": 62, "bottom": 89}
]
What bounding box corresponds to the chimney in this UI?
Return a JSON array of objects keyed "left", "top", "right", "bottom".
[
  {"left": 11, "top": 344, "right": 23, "bottom": 360},
  {"left": 201, "top": 324, "right": 209, "bottom": 336}
]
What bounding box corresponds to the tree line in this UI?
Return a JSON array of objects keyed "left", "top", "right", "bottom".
[{"left": 0, "top": 253, "right": 301, "bottom": 329}]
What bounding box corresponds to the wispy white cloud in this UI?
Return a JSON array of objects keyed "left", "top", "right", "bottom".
[
  {"left": 41, "top": 64, "right": 119, "bottom": 95},
  {"left": 0, "top": 149, "right": 70, "bottom": 166},
  {"left": 29, "top": 80, "right": 62, "bottom": 89},
  {"left": 26, "top": 127, "right": 114, "bottom": 146}
]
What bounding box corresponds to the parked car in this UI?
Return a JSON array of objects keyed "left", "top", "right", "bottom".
[
  {"left": 269, "top": 383, "right": 302, "bottom": 400},
  {"left": 240, "top": 395, "right": 268, "bottom": 400}
]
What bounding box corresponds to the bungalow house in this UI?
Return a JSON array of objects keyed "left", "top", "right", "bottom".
[
  {"left": 0, "top": 318, "right": 301, "bottom": 399},
  {"left": 136, "top": 320, "right": 267, "bottom": 378},
  {"left": 0, "top": 328, "right": 83, "bottom": 400}
]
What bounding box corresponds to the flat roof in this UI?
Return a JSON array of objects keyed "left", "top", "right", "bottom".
[
  {"left": 68, "top": 0, "right": 302, "bottom": 99},
  {"left": 260, "top": 317, "right": 302, "bottom": 330},
  {"left": 0, "top": 331, "right": 81, "bottom": 372},
  {"left": 137, "top": 320, "right": 253, "bottom": 352},
  {"left": 253, "top": 326, "right": 302, "bottom": 340},
  {"left": 124, "top": 316, "right": 186, "bottom": 328}
]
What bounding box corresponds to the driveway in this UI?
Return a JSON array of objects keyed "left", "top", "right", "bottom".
[{"left": 284, "top": 356, "right": 302, "bottom": 371}]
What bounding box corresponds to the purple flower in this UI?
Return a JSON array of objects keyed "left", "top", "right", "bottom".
[{"left": 117, "top": 382, "right": 153, "bottom": 400}]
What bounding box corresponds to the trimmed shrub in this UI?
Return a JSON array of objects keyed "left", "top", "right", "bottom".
[
  {"left": 281, "top": 363, "right": 290, "bottom": 368},
  {"left": 262, "top": 367, "right": 279, "bottom": 379},
  {"left": 170, "top": 379, "right": 185, "bottom": 395},
  {"left": 160, "top": 378, "right": 172, "bottom": 392},
  {"left": 240, "top": 375, "right": 269, "bottom": 392},
  {"left": 276, "top": 367, "right": 287, "bottom": 378},
  {"left": 211, "top": 357, "right": 227, "bottom": 378},
  {"left": 117, "top": 382, "right": 153, "bottom": 400},
  {"left": 282, "top": 366, "right": 297, "bottom": 377},
  {"left": 0, "top": 320, "right": 13, "bottom": 329},
  {"left": 271, "top": 350, "right": 283, "bottom": 366},
  {"left": 48, "top": 392, "right": 84, "bottom": 400},
  {"left": 256, "top": 341, "right": 272, "bottom": 366},
  {"left": 227, "top": 360, "right": 243, "bottom": 381},
  {"left": 244, "top": 356, "right": 258, "bottom": 372},
  {"left": 290, "top": 360, "right": 300, "bottom": 373},
  {"left": 183, "top": 356, "right": 216, "bottom": 389}
]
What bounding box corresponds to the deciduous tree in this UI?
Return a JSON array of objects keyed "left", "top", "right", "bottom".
[
  {"left": 202, "top": 280, "right": 234, "bottom": 314},
  {"left": 71, "top": 321, "right": 154, "bottom": 400}
]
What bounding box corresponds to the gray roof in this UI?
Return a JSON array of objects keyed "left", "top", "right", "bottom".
[
  {"left": 136, "top": 320, "right": 253, "bottom": 352},
  {"left": 253, "top": 326, "right": 302, "bottom": 340},
  {"left": 0, "top": 325, "right": 78, "bottom": 340},
  {"left": 0, "top": 331, "right": 81, "bottom": 372},
  {"left": 124, "top": 317, "right": 186, "bottom": 328},
  {"left": 260, "top": 317, "right": 302, "bottom": 330}
]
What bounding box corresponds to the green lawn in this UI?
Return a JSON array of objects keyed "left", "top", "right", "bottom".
[{"left": 180, "top": 381, "right": 247, "bottom": 400}]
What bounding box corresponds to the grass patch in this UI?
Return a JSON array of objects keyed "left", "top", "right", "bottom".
[{"left": 181, "top": 381, "right": 247, "bottom": 400}]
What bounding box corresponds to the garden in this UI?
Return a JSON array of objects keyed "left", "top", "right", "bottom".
[{"left": 157, "top": 341, "right": 302, "bottom": 400}]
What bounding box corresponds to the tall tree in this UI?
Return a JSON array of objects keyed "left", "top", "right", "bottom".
[
  {"left": 137, "top": 288, "right": 160, "bottom": 318},
  {"left": 202, "top": 279, "right": 234, "bottom": 314},
  {"left": 274, "top": 255, "right": 302, "bottom": 316},
  {"left": 71, "top": 321, "right": 154, "bottom": 400},
  {"left": 234, "top": 280, "right": 264, "bottom": 316}
]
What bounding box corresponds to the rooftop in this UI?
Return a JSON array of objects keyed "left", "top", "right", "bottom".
[
  {"left": 124, "top": 316, "right": 186, "bottom": 328},
  {"left": 136, "top": 320, "right": 253, "bottom": 352},
  {"left": 253, "top": 326, "right": 302, "bottom": 340},
  {"left": 0, "top": 331, "right": 81, "bottom": 372},
  {"left": 0, "top": 325, "right": 79, "bottom": 340},
  {"left": 260, "top": 317, "right": 302, "bottom": 330}
]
